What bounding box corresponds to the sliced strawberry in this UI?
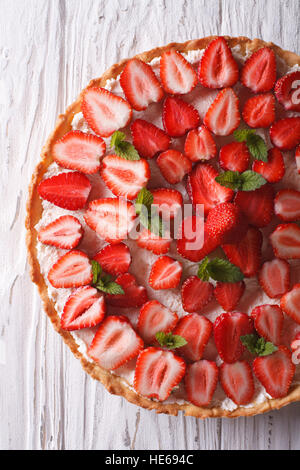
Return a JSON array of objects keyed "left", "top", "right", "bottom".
[
  {"left": 198, "top": 37, "right": 239, "bottom": 89},
  {"left": 48, "top": 250, "right": 92, "bottom": 288},
  {"left": 134, "top": 347, "right": 186, "bottom": 401},
  {"left": 253, "top": 346, "right": 295, "bottom": 398},
  {"left": 84, "top": 198, "right": 136, "bottom": 244},
  {"left": 184, "top": 125, "right": 217, "bottom": 162},
  {"left": 151, "top": 188, "right": 183, "bottom": 220},
  {"left": 274, "top": 189, "right": 300, "bottom": 222},
  {"left": 234, "top": 184, "right": 274, "bottom": 228},
  {"left": 106, "top": 273, "right": 148, "bottom": 308},
  {"left": 52, "top": 130, "right": 106, "bottom": 174},
  {"left": 37, "top": 215, "right": 83, "bottom": 249},
  {"left": 206, "top": 202, "right": 248, "bottom": 245},
  {"left": 100, "top": 155, "right": 150, "bottom": 200},
  {"left": 137, "top": 300, "right": 178, "bottom": 344},
  {"left": 173, "top": 313, "right": 213, "bottom": 361},
  {"left": 241, "top": 47, "right": 276, "bottom": 93},
  {"left": 88, "top": 315, "right": 144, "bottom": 370},
  {"left": 213, "top": 312, "right": 254, "bottom": 363},
  {"left": 258, "top": 258, "right": 290, "bottom": 299},
  {"left": 61, "top": 286, "right": 106, "bottom": 331},
  {"left": 251, "top": 304, "right": 284, "bottom": 345},
  {"left": 177, "top": 216, "right": 218, "bottom": 262},
  {"left": 137, "top": 228, "right": 171, "bottom": 255},
  {"left": 270, "top": 117, "right": 300, "bottom": 150},
  {"left": 131, "top": 119, "right": 171, "bottom": 159},
  {"left": 242, "top": 93, "right": 275, "bottom": 128},
  {"left": 162, "top": 96, "right": 200, "bottom": 137},
  {"left": 157, "top": 149, "right": 192, "bottom": 185},
  {"left": 219, "top": 142, "right": 250, "bottom": 173},
  {"left": 149, "top": 256, "right": 182, "bottom": 290},
  {"left": 204, "top": 88, "right": 240, "bottom": 136},
  {"left": 93, "top": 243, "right": 131, "bottom": 276},
  {"left": 214, "top": 281, "right": 245, "bottom": 312},
  {"left": 160, "top": 49, "right": 197, "bottom": 94},
  {"left": 81, "top": 87, "right": 132, "bottom": 137},
  {"left": 185, "top": 360, "right": 219, "bottom": 407},
  {"left": 296, "top": 145, "right": 300, "bottom": 174},
  {"left": 281, "top": 284, "right": 300, "bottom": 325},
  {"left": 252, "top": 147, "right": 285, "bottom": 183},
  {"left": 220, "top": 361, "right": 254, "bottom": 405},
  {"left": 274, "top": 71, "right": 300, "bottom": 112},
  {"left": 270, "top": 223, "right": 300, "bottom": 259},
  {"left": 38, "top": 172, "right": 91, "bottom": 210},
  {"left": 181, "top": 276, "right": 214, "bottom": 313},
  {"left": 187, "top": 163, "right": 234, "bottom": 216}
]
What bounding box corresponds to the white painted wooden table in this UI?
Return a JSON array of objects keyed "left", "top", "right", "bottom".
[{"left": 1, "top": 0, "right": 300, "bottom": 450}]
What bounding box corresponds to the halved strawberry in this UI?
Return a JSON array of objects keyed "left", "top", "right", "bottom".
[
  {"left": 93, "top": 243, "right": 131, "bottom": 276},
  {"left": 151, "top": 188, "right": 183, "bottom": 220},
  {"left": 270, "top": 117, "right": 300, "bottom": 150},
  {"left": 234, "top": 184, "right": 274, "bottom": 228},
  {"left": 37, "top": 215, "right": 83, "bottom": 249},
  {"left": 219, "top": 142, "right": 250, "bottom": 173},
  {"left": 38, "top": 172, "right": 91, "bottom": 210},
  {"left": 206, "top": 202, "right": 248, "bottom": 245},
  {"left": 137, "top": 228, "right": 171, "bottom": 255},
  {"left": 198, "top": 37, "right": 239, "bottom": 89},
  {"left": 162, "top": 96, "right": 200, "bottom": 137},
  {"left": 213, "top": 312, "right": 254, "bottom": 363},
  {"left": 131, "top": 119, "right": 171, "bottom": 159},
  {"left": 204, "top": 88, "right": 240, "bottom": 136},
  {"left": 177, "top": 216, "right": 218, "bottom": 262},
  {"left": 137, "top": 300, "right": 178, "bottom": 344},
  {"left": 52, "top": 131, "right": 106, "bottom": 174},
  {"left": 106, "top": 273, "right": 148, "bottom": 308},
  {"left": 134, "top": 347, "right": 186, "bottom": 401},
  {"left": 88, "top": 316, "right": 144, "bottom": 370},
  {"left": 270, "top": 223, "right": 300, "bottom": 259},
  {"left": 251, "top": 304, "right": 284, "bottom": 345},
  {"left": 241, "top": 47, "right": 276, "bottom": 93},
  {"left": 185, "top": 360, "right": 219, "bottom": 407},
  {"left": 220, "top": 361, "right": 254, "bottom": 405},
  {"left": 149, "top": 256, "right": 182, "bottom": 290},
  {"left": 275, "top": 71, "right": 300, "bottom": 112},
  {"left": 160, "top": 49, "right": 197, "bottom": 94},
  {"left": 252, "top": 147, "right": 285, "bottom": 183},
  {"left": 81, "top": 87, "right": 132, "bottom": 137},
  {"left": 61, "top": 286, "right": 106, "bottom": 331},
  {"left": 157, "top": 149, "right": 192, "bottom": 185},
  {"left": 181, "top": 276, "right": 214, "bottom": 313},
  {"left": 184, "top": 125, "right": 217, "bottom": 162},
  {"left": 242, "top": 93, "right": 275, "bottom": 128},
  {"left": 296, "top": 145, "right": 300, "bottom": 174},
  {"left": 100, "top": 155, "right": 150, "bottom": 200},
  {"left": 274, "top": 189, "right": 300, "bottom": 222},
  {"left": 258, "top": 258, "right": 290, "bottom": 299},
  {"left": 48, "top": 250, "right": 92, "bottom": 288},
  {"left": 173, "top": 313, "right": 213, "bottom": 361},
  {"left": 253, "top": 346, "right": 295, "bottom": 398},
  {"left": 84, "top": 198, "right": 136, "bottom": 244},
  {"left": 214, "top": 281, "right": 245, "bottom": 312},
  {"left": 281, "top": 284, "right": 300, "bottom": 324}
]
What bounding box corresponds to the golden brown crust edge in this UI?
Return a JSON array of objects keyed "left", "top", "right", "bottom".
[{"left": 26, "top": 36, "right": 300, "bottom": 418}]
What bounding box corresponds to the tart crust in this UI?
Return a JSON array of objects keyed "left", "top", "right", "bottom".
[{"left": 26, "top": 36, "right": 300, "bottom": 418}]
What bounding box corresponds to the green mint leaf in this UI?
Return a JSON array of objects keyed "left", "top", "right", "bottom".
[
  {"left": 207, "top": 258, "right": 244, "bottom": 283},
  {"left": 91, "top": 260, "right": 102, "bottom": 284},
  {"left": 110, "top": 131, "right": 126, "bottom": 148},
  {"left": 259, "top": 341, "right": 278, "bottom": 356},
  {"left": 234, "top": 128, "right": 255, "bottom": 142},
  {"left": 115, "top": 141, "right": 140, "bottom": 161},
  {"left": 215, "top": 171, "right": 243, "bottom": 190},
  {"left": 149, "top": 213, "right": 165, "bottom": 238},
  {"left": 135, "top": 188, "right": 154, "bottom": 213},
  {"left": 239, "top": 170, "right": 267, "bottom": 191},
  {"left": 241, "top": 334, "right": 259, "bottom": 355},
  {"left": 246, "top": 133, "right": 268, "bottom": 162},
  {"left": 241, "top": 334, "right": 278, "bottom": 356},
  {"left": 96, "top": 281, "right": 125, "bottom": 295},
  {"left": 136, "top": 189, "right": 164, "bottom": 237},
  {"left": 197, "top": 257, "right": 211, "bottom": 282},
  {"left": 155, "top": 331, "right": 187, "bottom": 350}
]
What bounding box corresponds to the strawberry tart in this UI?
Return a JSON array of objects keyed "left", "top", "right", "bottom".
[{"left": 26, "top": 36, "right": 300, "bottom": 418}]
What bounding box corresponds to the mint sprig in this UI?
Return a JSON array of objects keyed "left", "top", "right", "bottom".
[
  {"left": 234, "top": 128, "right": 268, "bottom": 162},
  {"left": 155, "top": 331, "right": 187, "bottom": 350},
  {"left": 197, "top": 257, "right": 244, "bottom": 283},
  {"left": 215, "top": 170, "right": 267, "bottom": 191},
  {"left": 110, "top": 131, "right": 140, "bottom": 161},
  {"left": 241, "top": 334, "right": 278, "bottom": 357},
  {"left": 91, "top": 260, "right": 124, "bottom": 295},
  {"left": 135, "top": 188, "right": 165, "bottom": 238}
]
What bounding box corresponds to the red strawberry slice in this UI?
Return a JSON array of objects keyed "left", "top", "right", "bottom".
[
  {"left": 177, "top": 216, "right": 218, "bottom": 262},
  {"left": 198, "top": 37, "right": 239, "bottom": 89},
  {"left": 151, "top": 188, "right": 183, "bottom": 220},
  {"left": 88, "top": 315, "right": 144, "bottom": 370},
  {"left": 160, "top": 49, "right": 197, "bottom": 94},
  {"left": 181, "top": 276, "right": 214, "bottom": 313},
  {"left": 81, "top": 87, "right": 132, "bottom": 137},
  {"left": 270, "top": 223, "right": 300, "bottom": 259},
  {"left": 149, "top": 256, "right": 182, "bottom": 290},
  {"left": 251, "top": 304, "right": 284, "bottom": 345},
  {"left": 187, "top": 163, "right": 234, "bottom": 216},
  {"left": 37, "top": 215, "right": 83, "bottom": 249},
  {"left": 52, "top": 131, "right": 106, "bottom": 174},
  {"left": 184, "top": 125, "right": 217, "bottom": 162},
  {"left": 296, "top": 145, "right": 300, "bottom": 174},
  {"left": 93, "top": 243, "right": 131, "bottom": 276},
  {"left": 242, "top": 93, "right": 275, "bottom": 128},
  {"left": 48, "top": 250, "right": 92, "bottom": 288},
  {"left": 100, "top": 155, "right": 150, "bottom": 200},
  {"left": 274, "top": 189, "right": 300, "bottom": 222},
  {"left": 281, "top": 284, "right": 300, "bottom": 325},
  {"left": 61, "top": 286, "right": 106, "bottom": 331},
  {"left": 275, "top": 71, "right": 300, "bottom": 112},
  {"left": 173, "top": 313, "right": 213, "bottom": 361},
  {"left": 131, "top": 119, "right": 171, "bottom": 159},
  {"left": 222, "top": 226, "right": 263, "bottom": 278},
  {"left": 162, "top": 96, "right": 200, "bottom": 137},
  {"left": 213, "top": 312, "right": 254, "bottom": 363},
  {"left": 204, "top": 88, "right": 240, "bottom": 136},
  {"left": 291, "top": 332, "right": 300, "bottom": 363},
  {"left": 270, "top": 117, "right": 300, "bottom": 150},
  {"left": 185, "top": 360, "right": 219, "bottom": 407},
  {"left": 219, "top": 142, "right": 250, "bottom": 173},
  {"left": 137, "top": 228, "right": 171, "bottom": 255},
  {"left": 134, "top": 347, "right": 186, "bottom": 401},
  {"left": 252, "top": 147, "right": 285, "bottom": 183},
  {"left": 214, "top": 281, "right": 245, "bottom": 312},
  {"left": 241, "top": 47, "right": 276, "bottom": 93},
  {"left": 220, "top": 361, "right": 254, "bottom": 405},
  {"left": 206, "top": 202, "right": 248, "bottom": 245},
  {"left": 157, "top": 149, "right": 192, "bottom": 185},
  {"left": 106, "top": 273, "right": 148, "bottom": 308},
  {"left": 137, "top": 300, "right": 178, "bottom": 344},
  {"left": 84, "top": 198, "right": 136, "bottom": 244},
  {"left": 258, "top": 258, "right": 290, "bottom": 299},
  {"left": 234, "top": 184, "right": 274, "bottom": 228},
  {"left": 38, "top": 172, "right": 91, "bottom": 210},
  {"left": 253, "top": 346, "right": 295, "bottom": 398}
]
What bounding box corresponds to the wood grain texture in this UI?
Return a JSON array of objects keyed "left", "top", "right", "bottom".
[{"left": 0, "top": 0, "right": 299, "bottom": 450}]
